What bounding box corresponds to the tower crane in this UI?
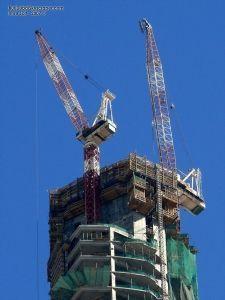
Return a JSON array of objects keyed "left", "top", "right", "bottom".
[
  {"left": 140, "top": 18, "right": 204, "bottom": 299},
  {"left": 140, "top": 20, "right": 176, "bottom": 172},
  {"left": 35, "top": 31, "right": 116, "bottom": 224},
  {"left": 140, "top": 19, "right": 173, "bottom": 299}
]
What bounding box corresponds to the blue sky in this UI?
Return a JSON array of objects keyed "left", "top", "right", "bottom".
[{"left": 0, "top": 0, "right": 224, "bottom": 299}]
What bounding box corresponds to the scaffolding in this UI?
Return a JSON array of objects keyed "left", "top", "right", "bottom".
[{"left": 48, "top": 154, "right": 205, "bottom": 299}]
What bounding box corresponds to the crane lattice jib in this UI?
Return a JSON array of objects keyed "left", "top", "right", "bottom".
[
  {"left": 35, "top": 31, "right": 89, "bottom": 132},
  {"left": 140, "top": 20, "right": 176, "bottom": 171}
]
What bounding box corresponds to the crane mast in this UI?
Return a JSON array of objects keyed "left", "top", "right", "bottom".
[
  {"left": 140, "top": 19, "right": 206, "bottom": 300},
  {"left": 35, "top": 31, "right": 116, "bottom": 224},
  {"left": 140, "top": 19, "right": 178, "bottom": 300}
]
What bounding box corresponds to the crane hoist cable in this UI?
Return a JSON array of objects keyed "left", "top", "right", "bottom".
[
  {"left": 35, "top": 60, "right": 40, "bottom": 300},
  {"left": 170, "top": 106, "right": 195, "bottom": 167}
]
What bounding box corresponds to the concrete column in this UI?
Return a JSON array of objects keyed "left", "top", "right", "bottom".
[
  {"left": 133, "top": 212, "right": 147, "bottom": 241},
  {"left": 153, "top": 222, "right": 168, "bottom": 296},
  {"left": 109, "top": 227, "right": 116, "bottom": 300}
]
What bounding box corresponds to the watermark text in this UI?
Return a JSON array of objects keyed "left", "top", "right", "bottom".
[{"left": 8, "top": 5, "right": 64, "bottom": 17}]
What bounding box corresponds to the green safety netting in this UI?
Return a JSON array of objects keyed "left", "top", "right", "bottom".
[
  {"left": 52, "top": 265, "right": 110, "bottom": 300},
  {"left": 167, "top": 237, "right": 198, "bottom": 300}
]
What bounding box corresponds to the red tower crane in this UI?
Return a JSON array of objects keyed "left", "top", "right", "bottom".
[
  {"left": 140, "top": 19, "right": 176, "bottom": 172},
  {"left": 140, "top": 19, "right": 204, "bottom": 299},
  {"left": 35, "top": 31, "right": 116, "bottom": 224},
  {"left": 140, "top": 19, "right": 177, "bottom": 299}
]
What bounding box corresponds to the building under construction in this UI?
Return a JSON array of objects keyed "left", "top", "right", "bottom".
[
  {"left": 48, "top": 153, "right": 205, "bottom": 300},
  {"left": 35, "top": 18, "right": 205, "bottom": 300}
]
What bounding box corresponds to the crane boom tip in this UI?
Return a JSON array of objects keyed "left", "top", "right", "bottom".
[
  {"left": 35, "top": 30, "right": 41, "bottom": 36},
  {"left": 104, "top": 90, "right": 115, "bottom": 101},
  {"left": 139, "top": 18, "right": 152, "bottom": 32}
]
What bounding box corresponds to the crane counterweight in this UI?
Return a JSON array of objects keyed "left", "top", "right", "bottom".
[{"left": 77, "top": 119, "right": 116, "bottom": 145}]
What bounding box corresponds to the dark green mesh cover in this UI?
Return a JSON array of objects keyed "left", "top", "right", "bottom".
[
  {"left": 52, "top": 265, "right": 110, "bottom": 300},
  {"left": 167, "top": 237, "right": 198, "bottom": 300}
]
